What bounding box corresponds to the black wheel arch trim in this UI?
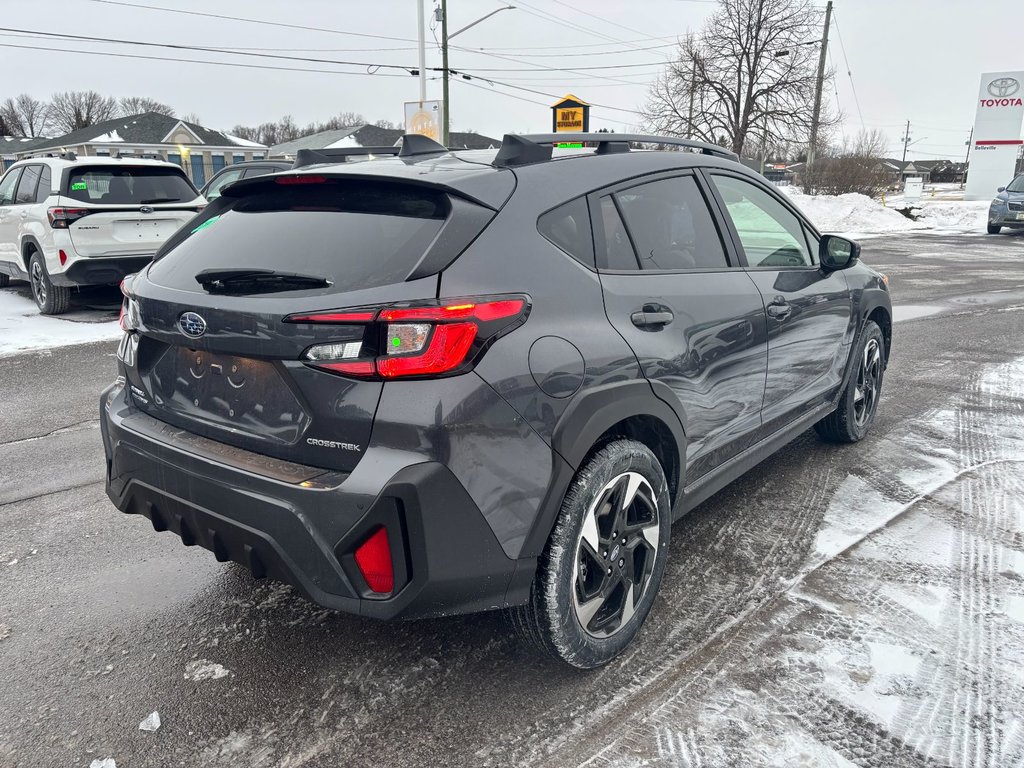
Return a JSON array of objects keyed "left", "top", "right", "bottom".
[
  {"left": 520, "top": 379, "right": 687, "bottom": 559},
  {"left": 20, "top": 235, "right": 44, "bottom": 271}
]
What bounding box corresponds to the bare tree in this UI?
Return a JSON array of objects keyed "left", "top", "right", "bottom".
[
  {"left": 809, "top": 129, "right": 890, "bottom": 197},
  {"left": 1, "top": 94, "right": 50, "bottom": 137},
  {"left": 48, "top": 91, "right": 119, "bottom": 134},
  {"left": 373, "top": 119, "right": 399, "bottom": 130},
  {"left": 181, "top": 112, "right": 202, "bottom": 125},
  {"left": 643, "top": 0, "right": 835, "bottom": 157},
  {"left": 119, "top": 96, "right": 175, "bottom": 117}
]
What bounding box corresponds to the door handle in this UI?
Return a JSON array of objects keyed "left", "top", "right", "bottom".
[
  {"left": 766, "top": 298, "right": 792, "bottom": 319},
  {"left": 631, "top": 310, "right": 674, "bottom": 328}
]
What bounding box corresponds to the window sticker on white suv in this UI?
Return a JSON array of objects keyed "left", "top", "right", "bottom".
[{"left": 65, "top": 167, "right": 196, "bottom": 205}]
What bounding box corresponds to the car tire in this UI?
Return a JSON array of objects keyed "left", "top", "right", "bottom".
[
  {"left": 987, "top": 223, "right": 1002, "bottom": 235},
  {"left": 0, "top": 273, "right": 9, "bottom": 288},
  {"left": 508, "top": 439, "right": 671, "bottom": 668},
  {"left": 815, "top": 320, "right": 885, "bottom": 443},
  {"left": 29, "top": 252, "right": 70, "bottom": 315}
]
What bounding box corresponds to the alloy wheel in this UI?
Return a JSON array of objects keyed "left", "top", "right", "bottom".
[
  {"left": 853, "top": 337, "right": 881, "bottom": 426},
  {"left": 572, "top": 471, "right": 660, "bottom": 638},
  {"left": 30, "top": 260, "right": 46, "bottom": 307}
]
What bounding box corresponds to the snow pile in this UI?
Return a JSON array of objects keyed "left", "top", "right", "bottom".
[
  {"left": 138, "top": 711, "right": 161, "bottom": 732},
  {"left": 782, "top": 188, "right": 926, "bottom": 236},
  {"left": 224, "top": 133, "right": 266, "bottom": 148},
  {"left": 782, "top": 187, "right": 989, "bottom": 236},
  {"left": 915, "top": 199, "right": 990, "bottom": 231},
  {"left": 0, "top": 288, "right": 121, "bottom": 357},
  {"left": 92, "top": 130, "right": 123, "bottom": 142}
]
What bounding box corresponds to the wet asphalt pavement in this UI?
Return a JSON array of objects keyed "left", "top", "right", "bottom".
[{"left": 1, "top": 231, "right": 1023, "bottom": 767}]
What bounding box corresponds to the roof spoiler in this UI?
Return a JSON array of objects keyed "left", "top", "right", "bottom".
[
  {"left": 492, "top": 133, "right": 739, "bottom": 167},
  {"left": 291, "top": 133, "right": 447, "bottom": 169}
]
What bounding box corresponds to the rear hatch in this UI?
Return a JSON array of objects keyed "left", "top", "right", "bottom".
[
  {"left": 62, "top": 165, "right": 201, "bottom": 257},
  {"left": 123, "top": 172, "right": 504, "bottom": 472}
]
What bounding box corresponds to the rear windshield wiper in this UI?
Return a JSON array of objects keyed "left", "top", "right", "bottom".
[
  {"left": 195, "top": 268, "right": 332, "bottom": 294},
  {"left": 140, "top": 197, "right": 184, "bottom": 204}
]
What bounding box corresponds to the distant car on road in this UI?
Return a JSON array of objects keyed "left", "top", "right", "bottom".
[
  {"left": 200, "top": 160, "right": 292, "bottom": 201},
  {"left": 988, "top": 174, "right": 1024, "bottom": 234},
  {"left": 101, "top": 132, "right": 892, "bottom": 668},
  {"left": 0, "top": 155, "right": 204, "bottom": 314}
]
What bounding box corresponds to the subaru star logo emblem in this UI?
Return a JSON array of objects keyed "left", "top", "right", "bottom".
[
  {"left": 139, "top": 205, "right": 154, "bottom": 214},
  {"left": 179, "top": 312, "right": 207, "bottom": 338},
  {"left": 988, "top": 77, "right": 1020, "bottom": 98}
]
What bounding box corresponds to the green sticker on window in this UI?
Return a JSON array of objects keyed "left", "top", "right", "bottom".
[
  {"left": 190, "top": 215, "right": 221, "bottom": 234},
  {"left": 71, "top": 182, "right": 88, "bottom": 191}
]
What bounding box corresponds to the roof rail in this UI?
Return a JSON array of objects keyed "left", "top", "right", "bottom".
[
  {"left": 291, "top": 133, "right": 447, "bottom": 169},
  {"left": 492, "top": 133, "right": 738, "bottom": 167}
]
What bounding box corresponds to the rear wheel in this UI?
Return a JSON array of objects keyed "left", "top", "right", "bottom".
[
  {"left": 0, "top": 273, "right": 9, "bottom": 288},
  {"left": 29, "top": 252, "right": 70, "bottom": 315},
  {"left": 815, "top": 320, "right": 885, "bottom": 443},
  {"left": 987, "top": 223, "right": 1002, "bottom": 235},
  {"left": 509, "top": 439, "right": 671, "bottom": 668}
]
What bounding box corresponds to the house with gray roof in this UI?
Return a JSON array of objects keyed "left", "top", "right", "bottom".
[
  {"left": 2, "top": 136, "right": 51, "bottom": 172},
  {"left": 268, "top": 124, "right": 500, "bottom": 159},
  {"left": 12, "top": 112, "right": 268, "bottom": 188}
]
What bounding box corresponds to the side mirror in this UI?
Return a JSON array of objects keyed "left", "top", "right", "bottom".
[
  {"left": 819, "top": 234, "right": 860, "bottom": 271},
  {"left": 997, "top": 186, "right": 1006, "bottom": 193}
]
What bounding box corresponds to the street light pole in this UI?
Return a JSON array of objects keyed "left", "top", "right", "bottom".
[
  {"left": 417, "top": 0, "right": 426, "bottom": 103},
  {"left": 440, "top": 4, "right": 515, "bottom": 147}
]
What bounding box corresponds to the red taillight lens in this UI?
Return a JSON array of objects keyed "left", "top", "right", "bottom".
[
  {"left": 291, "top": 296, "right": 529, "bottom": 380},
  {"left": 47, "top": 207, "right": 92, "bottom": 229},
  {"left": 354, "top": 526, "right": 394, "bottom": 594},
  {"left": 377, "top": 322, "right": 477, "bottom": 378}
]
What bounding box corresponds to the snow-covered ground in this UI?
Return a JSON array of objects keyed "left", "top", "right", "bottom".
[
  {"left": 782, "top": 187, "right": 990, "bottom": 239},
  {"left": 0, "top": 285, "right": 120, "bottom": 357}
]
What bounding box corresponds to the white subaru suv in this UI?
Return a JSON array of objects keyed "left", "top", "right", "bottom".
[{"left": 0, "top": 155, "right": 204, "bottom": 314}]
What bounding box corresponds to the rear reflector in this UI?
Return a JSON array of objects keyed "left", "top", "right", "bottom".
[
  {"left": 354, "top": 526, "right": 394, "bottom": 594},
  {"left": 58, "top": 250, "right": 68, "bottom": 266}
]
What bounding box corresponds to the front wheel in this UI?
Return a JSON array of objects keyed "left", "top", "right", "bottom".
[
  {"left": 29, "top": 252, "right": 70, "bottom": 315},
  {"left": 815, "top": 320, "right": 885, "bottom": 443},
  {"left": 987, "top": 223, "right": 1002, "bottom": 235},
  {"left": 508, "top": 439, "right": 671, "bottom": 668}
]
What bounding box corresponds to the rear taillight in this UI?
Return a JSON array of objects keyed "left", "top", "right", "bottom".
[
  {"left": 286, "top": 295, "right": 529, "bottom": 379},
  {"left": 354, "top": 526, "right": 394, "bottom": 594},
  {"left": 118, "top": 275, "right": 140, "bottom": 333},
  {"left": 47, "top": 207, "right": 92, "bottom": 229}
]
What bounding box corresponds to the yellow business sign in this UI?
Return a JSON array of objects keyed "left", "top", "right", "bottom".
[
  {"left": 551, "top": 94, "right": 590, "bottom": 133},
  {"left": 555, "top": 107, "right": 585, "bottom": 132}
]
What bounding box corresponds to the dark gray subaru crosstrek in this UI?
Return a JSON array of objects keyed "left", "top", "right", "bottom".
[{"left": 101, "top": 133, "right": 891, "bottom": 668}]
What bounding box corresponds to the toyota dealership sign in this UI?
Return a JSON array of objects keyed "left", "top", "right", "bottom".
[{"left": 966, "top": 71, "right": 1024, "bottom": 200}]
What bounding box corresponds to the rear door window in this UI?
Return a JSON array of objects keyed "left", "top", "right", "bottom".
[
  {"left": 203, "top": 168, "right": 244, "bottom": 200},
  {"left": 596, "top": 196, "right": 640, "bottom": 270},
  {"left": 613, "top": 176, "right": 729, "bottom": 270},
  {"left": 35, "top": 166, "right": 51, "bottom": 203},
  {"left": 14, "top": 165, "right": 41, "bottom": 204},
  {"left": 148, "top": 179, "right": 449, "bottom": 294},
  {"left": 64, "top": 166, "right": 197, "bottom": 204}
]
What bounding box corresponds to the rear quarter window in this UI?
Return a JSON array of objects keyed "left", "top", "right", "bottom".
[
  {"left": 537, "top": 197, "right": 595, "bottom": 268},
  {"left": 64, "top": 166, "right": 197, "bottom": 204}
]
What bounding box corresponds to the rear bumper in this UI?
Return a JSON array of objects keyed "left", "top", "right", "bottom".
[
  {"left": 52, "top": 255, "right": 154, "bottom": 287},
  {"left": 100, "top": 381, "right": 528, "bottom": 620}
]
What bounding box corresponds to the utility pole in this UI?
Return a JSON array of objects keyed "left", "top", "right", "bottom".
[
  {"left": 441, "top": 0, "right": 450, "bottom": 146},
  {"left": 417, "top": 0, "right": 426, "bottom": 103},
  {"left": 900, "top": 120, "right": 911, "bottom": 164},
  {"left": 686, "top": 63, "right": 697, "bottom": 140},
  {"left": 805, "top": 0, "right": 832, "bottom": 192}
]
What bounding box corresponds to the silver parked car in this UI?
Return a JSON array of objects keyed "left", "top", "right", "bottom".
[{"left": 988, "top": 174, "right": 1024, "bottom": 234}]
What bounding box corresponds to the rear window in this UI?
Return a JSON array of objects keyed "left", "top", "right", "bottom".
[
  {"left": 64, "top": 166, "right": 196, "bottom": 204},
  {"left": 147, "top": 179, "right": 449, "bottom": 294}
]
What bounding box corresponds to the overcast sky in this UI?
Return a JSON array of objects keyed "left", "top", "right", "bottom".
[{"left": 4, "top": 0, "right": 1020, "bottom": 159}]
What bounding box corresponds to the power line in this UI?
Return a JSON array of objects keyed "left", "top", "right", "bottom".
[
  {"left": 450, "top": 41, "right": 678, "bottom": 58},
  {"left": 547, "top": 0, "right": 679, "bottom": 47},
  {"left": 81, "top": 0, "right": 419, "bottom": 43},
  {"left": 453, "top": 77, "right": 639, "bottom": 128},
  {"left": 831, "top": 13, "right": 865, "bottom": 131},
  {"left": 0, "top": 41, "right": 414, "bottom": 78}
]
